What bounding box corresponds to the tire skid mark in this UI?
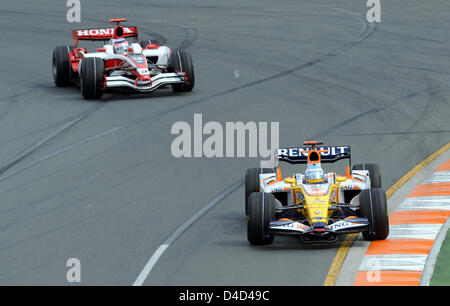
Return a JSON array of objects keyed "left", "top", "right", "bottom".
[
  {"left": 4, "top": 6, "right": 365, "bottom": 172},
  {"left": 0, "top": 86, "right": 53, "bottom": 104},
  {"left": 0, "top": 8, "right": 376, "bottom": 179},
  {"left": 324, "top": 77, "right": 448, "bottom": 139},
  {"left": 377, "top": 29, "right": 447, "bottom": 45},
  {"left": 0, "top": 172, "right": 102, "bottom": 240},
  {"left": 0, "top": 18, "right": 192, "bottom": 180},
  {"left": 311, "top": 87, "right": 428, "bottom": 140},
  {"left": 291, "top": 73, "right": 380, "bottom": 110},
  {"left": 138, "top": 30, "right": 168, "bottom": 45},
  {"left": 0, "top": 99, "right": 17, "bottom": 122},
  {"left": 139, "top": 19, "right": 197, "bottom": 50},
  {"left": 329, "top": 130, "right": 450, "bottom": 137},
  {"left": 0, "top": 10, "right": 176, "bottom": 53},
  {"left": 0, "top": 103, "right": 104, "bottom": 177},
  {"left": 1, "top": 6, "right": 377, "bottom": 283},
  {"left": 404, "top": 74, "right": 436, "bottom": 133},
  {"left": 0, "top": 9, "right": 375, "bottom": 184}
]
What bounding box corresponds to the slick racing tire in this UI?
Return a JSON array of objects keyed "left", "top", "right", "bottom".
[
  {"left": 353, "top": 163, "right": 382, "bottom": 188},
  {"left": 245, "top": 168, "right": 274, "bottom": 216},
  {"left": 247, "top": 192, "right": 275, "bottom": 245},
  {"left": 170, "top": 49, "right": 195, "bottom": 92},
  {"left": 80, "top": 57, "right": 104, "bottom": 99},
  {"left": 359, "top": 188, "right": 389, "bottom": 241},
  {"left": 52, "top": 45, "right": 74, "bottom": 87}
]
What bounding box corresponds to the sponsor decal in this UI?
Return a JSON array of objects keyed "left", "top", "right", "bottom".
[
  {"left": 296, "top": 223, "right": 308, "bottom": 231},
  {"left": 329, "top": 221, "right": 350, "bottom": 230},
  {"left": 273, "top": 222, "right": 309, "bottom": 232},
  {"left": 269, "top": 186, "right": 285, "bottom": 192},
  {"left": 137, "top": 68, "right": 149, "bottom": 75},
  {"left": 328, "top": 220, "right": 366, "bottom": 231},
  {"left": 278, "top": 146, "right": 348, "bottom": 158},
  {"left": 310, "top": 199, "right": 325, "bottom": 203},
  {"left": 76, "top": 27, "right": 135, "bottom": 37},
  {"left": 340, "top": 185, "right": 354, "bottom": 190}
]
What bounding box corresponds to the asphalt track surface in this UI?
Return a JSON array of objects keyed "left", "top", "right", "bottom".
[{"left": 0, "top": 0, "right": 449, "bottom": 285}]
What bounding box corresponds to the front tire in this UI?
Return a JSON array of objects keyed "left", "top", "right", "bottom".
[
  {"left": 52, "top": 45, "right": 73, "bottom": 87},
  {"left": 353, "top": 163, "right": 382, "bottom": 188},
  {"left": 247, "top": 192, "right": 275, "bottom": 245},
  {"left": 170, "top": 49, "right": 195, "bottom": 92},
  {"left": 359, "top": 188, "right": 389, "bottom": 241},
  {"left": 245, "top": 168, "right": 274, "bottom": 216},
  {"left": 80, "top": 57, "right": 104, "bottom": 99}
]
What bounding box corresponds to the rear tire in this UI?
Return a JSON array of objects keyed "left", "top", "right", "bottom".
[
  {"left": 353, "top": 163, "right": 382, "bottom": 188},
  {"left": 52, "top": 45, "right": 73, "bottom": 87},
  {"left": 170, "top": 49, "right": 195, "bottom": 92},
  {"left": 247, "top": 192, "right": 275, "bottom": 245},
  {"left": 80, "top": 57, "right": 104, "bottom": 99},
  {"left": 245, "top": 168, "right": 274, "bottom": 216},
  {"left": 359, "top": 188, "right": 389, "bottom": 241}
]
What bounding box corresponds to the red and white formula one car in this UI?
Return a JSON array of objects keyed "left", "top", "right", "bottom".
[{"left": 52, "top": 18, "right": 194, "bottom": 99}]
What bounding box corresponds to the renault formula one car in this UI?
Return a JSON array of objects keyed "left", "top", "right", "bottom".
[
  {"left": 245, "top": 141, "right": 389, "bottom": 244},
  {"left": 52, "top": 18, "right": 194, "bottom": 99}
]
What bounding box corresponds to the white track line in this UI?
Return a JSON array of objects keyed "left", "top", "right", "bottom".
[
  {"left": 133, "top": 244, "right": 169, "bottom": 286},
  {"left": 132, "top": 179, "right": 243, "bottom": 286},
  {"left": 0, "top": 103, "right": 102, "bottom": 175}
]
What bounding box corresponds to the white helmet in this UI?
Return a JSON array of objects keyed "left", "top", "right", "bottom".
[{"left": 111, "top": 38, "right": 129, "bottom": 54}]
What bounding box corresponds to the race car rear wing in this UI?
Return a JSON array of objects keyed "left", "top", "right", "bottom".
[
  {"left": 277, "top": 145, "right": 351, "bottom": 164},
  {"left": 72, "top": 26, "right": 139, "bottom": 46}
]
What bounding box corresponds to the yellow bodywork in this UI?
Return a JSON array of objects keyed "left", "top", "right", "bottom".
[{"left": 285, "top": 176, "right": 346, "bottom": 227}]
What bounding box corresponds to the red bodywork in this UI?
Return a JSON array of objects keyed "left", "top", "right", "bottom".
[
  {"left": 71, "top": 26, "right": 139, "bottom": 47},
  {"left": 66, "top": 19, "right": 183, "bottom": 92},
  {"left": 69, "top": 21, "right": 140, "bottom": 74},
  {"left": 69, "top": 23, "right": 150, "bottom": 84}
]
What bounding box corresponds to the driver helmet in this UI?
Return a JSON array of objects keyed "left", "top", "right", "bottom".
[
  {"left": 305, "top": 164, "right": 325, "bottom": 184},
  {"left": 111, "top": 38, "right": 129, "bottom": 54}
]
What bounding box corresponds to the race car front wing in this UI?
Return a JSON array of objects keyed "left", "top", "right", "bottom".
[
  {"left": 105, "top": 72, "right": 186, "bottom": 92},
  {"left": 269, "top": 218, "right": 369, "bottom": 235}
]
